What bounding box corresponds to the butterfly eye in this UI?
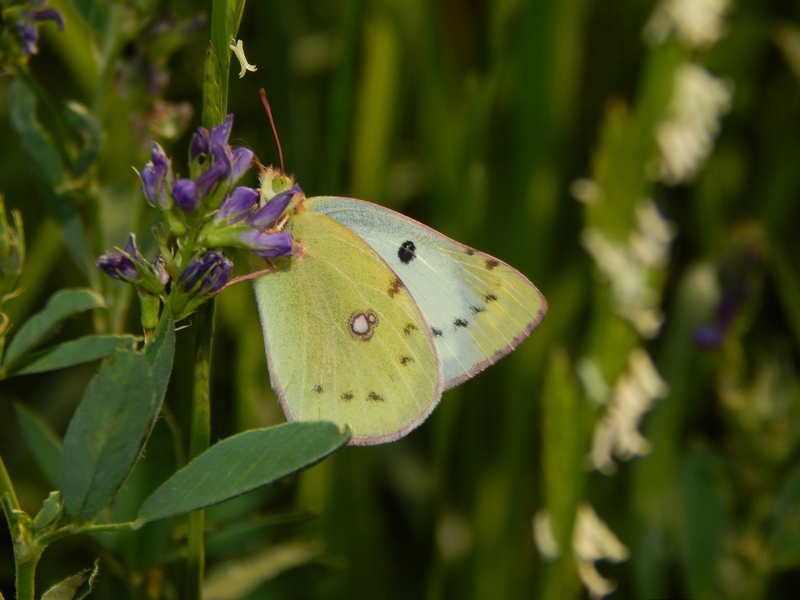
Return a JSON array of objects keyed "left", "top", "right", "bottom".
[
  {"left": 272, "top": 175, "right": 292, "bottom": 194},
  {"left": 398, "top": 241, "right": 416, "bottom": 264}
]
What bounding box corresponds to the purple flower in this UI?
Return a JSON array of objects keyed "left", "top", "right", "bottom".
[
  {"left": 179, "top": 250, "right": 233, "bottom": 294},
  {"left": 97, "top": 233, "right": 170, "bottom": 293},
  {"left": 209, "top": 114, "right": 233, "bottom": 148},
  {"left": 171, "top": 178, "right": 198, "bottom": 211},
  {"left": 140, "top": 143, "right": 173, "bottom": 209},
  {"left": 692, "top": 290, "right": 742, "bottom": 349},
  {"left": 15, "top": 22, "right": 39, "bottom": 56},
  {"left": 190, "top": 127, "right": 210, "bottom": 165},
  {"left": 231, "top": 147, "right": 254, "bottom": 181},
  {"left": 218, "top": 187, "right": 259, "bottom": 224},
  {"left": 97, "top": 253, "right": 139, "bottom": 281},
  {"left": 247, "top": 186, "right": 298, "bottom": 228},
  {"left": 193, "top": 151, "right": 230, "bottom": 201},
  {"left": 238, "top": 230, "right": 294, "bottom": 258},
  {"left": 14, "top": 2, "right": 65, "bottom": 57},
  {"left": 168, "top": 114, "right": 253, "bottom": 214}
]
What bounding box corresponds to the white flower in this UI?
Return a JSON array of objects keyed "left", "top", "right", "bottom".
[
  {"left": 655, "top": 63, "right": 732, "bottom": 185},
  {"left": 582, "top": 199, "right": 675, "bottom": 337},
  {"left": 590, "top": 348, "right": 669, "bottom": 474},
  {"left": 570, "top": 178, "right": 603, "bottom": 204},
  {"left": 229, "top": 38, "right": 258, "bottom": 78},
  {"left": 532, "top": 510, "right": 561, "bottom": 561},
  {"left": 572, "top": 504, "right": 629, "bottom": 599},
  {"left": 577, "top": 358, "right": 611, "bottom": 405},
  {"left": 644, "top": 0, "right": 732, "bottom": 49}
]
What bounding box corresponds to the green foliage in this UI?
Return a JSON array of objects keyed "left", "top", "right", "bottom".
[
  {"left": 2, "top": 0, "right": 800, "bottom": 599},
  {"left": 137, "top": 422, "right": 351, "bottom": 524}
]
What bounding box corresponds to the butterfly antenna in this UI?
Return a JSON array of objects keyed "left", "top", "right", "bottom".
[{"left": 259, "top": 88, "right": 285, "bottom": 173}]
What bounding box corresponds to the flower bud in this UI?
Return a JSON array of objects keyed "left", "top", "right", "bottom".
[{"left": 178, "top": 250, "right": 233, "bottom": 294}]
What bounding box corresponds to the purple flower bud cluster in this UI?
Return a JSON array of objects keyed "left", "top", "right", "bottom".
[
  {"left": 96, "top": 234, "right": 170, "bottom": 294},
  {"left": 170, "top": 115, "right": 254, "bottom": 212},
  {"left": 97, "top": 114, "right": 297, "bottom": 319},
  {"left": 12, "top": 1, "right": 65, "bottom": 57},
  {"left": 178, "top": 251, "right": 233, "bottom": 295},
  {"left": 201, "top": 180, "right": 298, "bottom": 259}
]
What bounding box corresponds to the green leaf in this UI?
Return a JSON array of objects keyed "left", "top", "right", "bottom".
[
  {"left": 679, "top": 446, "right": 730, "bottom": 599},
  {"left": 144, "top": 310, "right": 175, "bottom": 429},
  {"left": 2, "top": 289, "right": 105, "bottom": 374},
  {"left": 40, "top": 562, "right": 99, "bottom": 600},
  {"left": 14, "top": 403, "right": 63, "bottom": 489},
  {"left": 63, "top": 101, "right": 104, "bottom": 178},
  {"left": 32, "top": 491, "right": 63, "bottom": 532},
  {"left": 8, "top": 78, "right": 64, "bottom": 186},
  {"left": 8, "top": 79, "right": 91, "bottom": 274},
  {"left": 137, "top": 422, "right": 350, "bottom": 525},
  {"left": 61, "top": 349, "right": 157, "bottom": 522},
  {"left": 203, "top": 540, "right": 324, "bottom": 600},
  {"left": 769, "top": 463, "right": 800, "bottom": 567},
  {"left": 9, "top": 334, "right": 138, "bottom": 376},
  {"left": 72, "top": 0, "right": 109, "bottom": 34}
]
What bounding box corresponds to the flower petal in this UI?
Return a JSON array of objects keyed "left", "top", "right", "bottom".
[
  {"left": 218, "top": 187, "right": 259, "bottom": 222},
  {"left": 230, "top": 147, "right": 254, "bottom": 182},
  {"left": 238, "top": 230, "right": 293, "bottom": 258},
  {"left": 97, "top": 253, "right": 139, "bottom": 281},
  {"left": 179, "top": 250, "right": 233, "bottom": 294},
  {"left": 209, "top": 114, "right": 233, "bottom": 148},
  {"left": 247, "top": 185, "right": 299, "bottom": 227},
  {"left": 172, "top": 178, "right": 198, "bottom": 211}
]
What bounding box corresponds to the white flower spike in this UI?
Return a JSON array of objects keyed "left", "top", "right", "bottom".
[{"left": 229, "top": 38, "right": 257, "bottom": 78}]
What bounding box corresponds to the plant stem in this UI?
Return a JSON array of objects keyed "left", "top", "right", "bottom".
[
  {"left": 15, "top": 549, "right": 43, "bottom": 600},
  {"left": 184, "top": 300, "right": 215, "bottom": 599}
]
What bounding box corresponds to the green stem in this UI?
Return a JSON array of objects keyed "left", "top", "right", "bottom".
[
  {"left": 37, "top": 521, "right": 137, "bottom": 546},
  {"left": 184, "top": 300, "right": 215, "bottom": 599},
  {"left": 3, "top": 456, "right": 39, "bottom": 600},
  {"left": 15, "top": 549, "right": 43, "bottom": 600}
]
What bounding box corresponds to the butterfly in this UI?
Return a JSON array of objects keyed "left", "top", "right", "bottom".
[{"left": 252, "top": 168, "right": 547, "bottom": 445}]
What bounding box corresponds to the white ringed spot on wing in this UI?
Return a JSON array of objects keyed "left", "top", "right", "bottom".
[{"left": 350, "top": 310, "right": 378, "bottom": 341}]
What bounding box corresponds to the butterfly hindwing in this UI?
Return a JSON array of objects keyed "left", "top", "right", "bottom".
[
  {"left": 253, "top": 209, "right": 442, "bottom": 445},
  {"left": 305, "top": 197, "right": 547, "bottom": 389}
]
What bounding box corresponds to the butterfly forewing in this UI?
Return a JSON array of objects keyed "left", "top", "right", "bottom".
[
  {"left": 253, "top": 210, "right": 441, "bottom": 445},
  {"left": 306, "top": 197, "right": 547, "bottom": 388}
]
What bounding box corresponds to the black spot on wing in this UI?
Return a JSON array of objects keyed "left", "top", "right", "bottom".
[
  {"left": 398, "top": 240, "right": 416, "bottom": 264},
  {"left": 431, "top": 327, "right": 443, "bottom": 338},
  {"left": 341, "top": 392, "right": 353, "bottom": 402},
  {"left": 470, "top": 305, "right": 486, "bottom": 314},
  {"left": 454, "top": 318, "right": 469, "bottom": 328},
  {"left": 314, "top": 384, "right": 324, "bottom": 393},
  {"left": 485, "top": 293, "right": 498, "bottom": 303},
  {"left": 403, "top": 323, "right": 417, "bottom": 336},
  {"left": 485, "top": 259, "right": 500, "bottom": 270},
  {"left": 465, "top": 247, "right": 476, "bottom": 256},
  {"left": 400, "top": 356, "right": 414, "bottom": 365},
  {"left": 367, "top": 391, "right": 384, "bottom": 402}
]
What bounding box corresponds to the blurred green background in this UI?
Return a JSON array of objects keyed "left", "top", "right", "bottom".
[{"left": 2, "top": 0, "right": 800, "bottom": 598}]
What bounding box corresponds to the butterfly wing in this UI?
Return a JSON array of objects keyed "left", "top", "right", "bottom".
[
  {"left": 253, "top": 209, "right": 441, "bottom": 445},
  {"left": 305, "top": 197, "right": 547, "bottom": 389}
]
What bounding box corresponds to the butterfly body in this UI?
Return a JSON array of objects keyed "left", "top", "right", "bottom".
[{"left": 253, "top": 178, "right": 546, "bottom": 445}]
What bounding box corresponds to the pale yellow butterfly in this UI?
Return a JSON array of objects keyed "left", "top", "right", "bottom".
[{"left": 253, "top": 167, "right": 546, "bottom": 445}]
